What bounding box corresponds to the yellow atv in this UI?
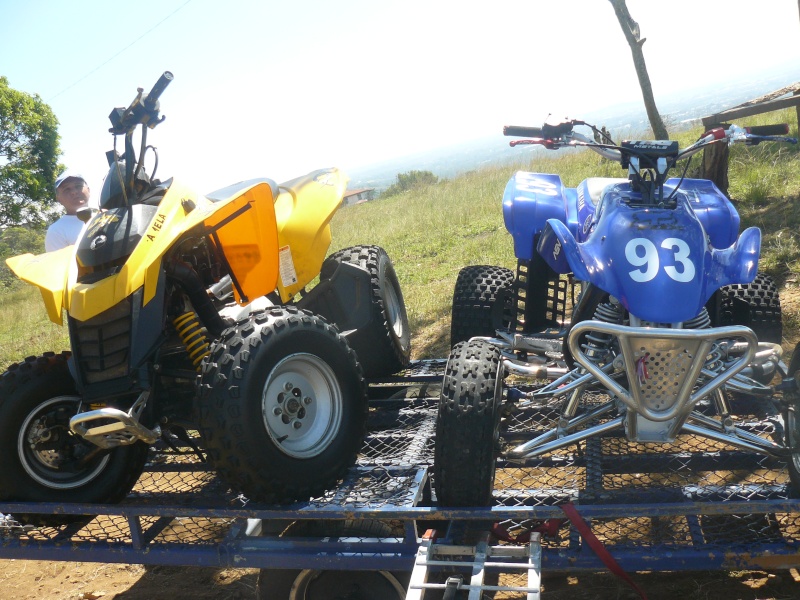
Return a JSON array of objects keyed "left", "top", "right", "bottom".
[{"left": 1, "top": 72, "right": 410, "bottom": 511}]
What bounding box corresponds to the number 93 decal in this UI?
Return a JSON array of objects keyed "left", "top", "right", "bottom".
[{"left": 625, "top": 237, "right": 696, "bottom": 283}]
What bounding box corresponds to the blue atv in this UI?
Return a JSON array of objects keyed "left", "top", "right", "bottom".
[{"left": 435, "top": 119, "right": 798, "bottom": 507}]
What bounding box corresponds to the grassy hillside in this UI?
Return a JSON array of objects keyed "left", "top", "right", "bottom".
[
  {"left": 330, "top": 108, "right": 800, "bottom": 360},
  {"left": 1, "top": 109, "right": 799, "bottom": 371}
]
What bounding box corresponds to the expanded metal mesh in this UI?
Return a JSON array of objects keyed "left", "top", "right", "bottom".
[
  {"left": 493, "top": 386, "right": 796, "bottom": 554},
  {"left": 0, "top": 395, "right": 437, "bottom": 545},
  {"left": 3, "top": 370, "right": 800, "bottom": 568},
  {"left": 497, "top": 392, "right": 788, "bottom": 503}
]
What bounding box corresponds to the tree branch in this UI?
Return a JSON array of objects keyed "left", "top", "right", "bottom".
[{"left": 608, "top": 0, "right": 668, "bottom": 139}]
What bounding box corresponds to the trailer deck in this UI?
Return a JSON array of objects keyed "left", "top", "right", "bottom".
[{"left": 3, "top": 359, "right": 800, "bottom": 597}]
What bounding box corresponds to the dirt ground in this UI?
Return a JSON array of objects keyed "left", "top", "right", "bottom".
[
  {"left": 2, "top": 560, "right": 800, "bottom": 599},
  {"left": 0, "top": 562, "right": 259, "bottom": 599}
]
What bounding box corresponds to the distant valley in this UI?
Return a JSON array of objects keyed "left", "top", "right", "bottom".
[{"left": 347, "top": 63, "right": 800, "bottom": 193}]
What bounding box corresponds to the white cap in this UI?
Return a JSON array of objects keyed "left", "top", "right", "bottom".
[{"left": 55, "top": 170, "right": 86, "bottom": 190}]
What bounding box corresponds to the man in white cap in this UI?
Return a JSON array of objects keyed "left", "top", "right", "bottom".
[{"left": 45, "top": 171, "right": 90, "bottom": 252}]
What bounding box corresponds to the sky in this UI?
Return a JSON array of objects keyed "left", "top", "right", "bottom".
[{"left": 2, "top": 0, "right": 800, "bottom": 199}]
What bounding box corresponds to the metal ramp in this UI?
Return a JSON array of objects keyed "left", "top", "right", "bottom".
[{"left": 406, "top": 530, "right": 541, "bottom": 600}]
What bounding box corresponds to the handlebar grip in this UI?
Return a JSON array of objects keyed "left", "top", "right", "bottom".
[
  {"left": 504, "top": 125, "right": 544, "bottom": 137},
  {"left": 144, "top": 71, "right": 174, "bottom": 108},
  {"left": 745, "top": 124, "right": 789, "bottom": 136}
]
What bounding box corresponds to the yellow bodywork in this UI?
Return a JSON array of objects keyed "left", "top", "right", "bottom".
[
  {"left": 6, "top": 168, "right": 347, "bottom": 325},
  {"left": 273, "top": 169, "right": 347, "bottom": 300}
]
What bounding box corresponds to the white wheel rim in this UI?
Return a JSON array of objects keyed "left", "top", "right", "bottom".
[
  {"left": 262, "top": 353, "right": 343, "bottom": 459},
  {"left": 384, "top": 278, "right": 405, "bottom": 340}
]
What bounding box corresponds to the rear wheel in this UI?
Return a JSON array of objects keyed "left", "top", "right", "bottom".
[
  {"left": 256, "top": 520, "right": 409, "bottom": 600},
  {"left": 784, "top": 348, "right": 800, "bottom": 495},
  {"left": 450, "top": 265, "right": 515, "bottom": 346},
  {"left": 321, "top": 245, "right": 411, "bottom": 378},
  {"left": 715, "top": 272, "right": 782, "bottom": 344},
  {"left": 198, "top": 307, "right": 368, "bottom": 503},
  {"left": 0, "top": 353, "right": 148, "bottom": 524},
  {"left": 713, "top": 272, "right": 782, "bottom": 384},
  {"left": 434, "top": 340, "right": 503, "bottom": 507}
]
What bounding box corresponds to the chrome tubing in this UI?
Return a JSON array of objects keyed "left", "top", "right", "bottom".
[
  {"left": 681, "top": 420, "right": 787, "bottom": 457},
  {"left": 503, "top": 357, "right": 568, "bottom": 379},
  {"left": 509, "top": 409, "right": 621, "bottom": 458},
  {"left": 70, "top": 391, "right": 161, "bottom": 448},
  {"left": 567, "top": 321, "right": 758, "bottom": 423},
  {"left": 686, "top": 410, "right": 785, "bottom": 452}
]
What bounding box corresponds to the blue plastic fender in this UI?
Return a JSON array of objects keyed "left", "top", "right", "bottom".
[
  {"left": 502, "top": 172, "right": 569, "bottom": 260},
  {"left": 538, "top": 193, "right": 760, "bottom": 323}
]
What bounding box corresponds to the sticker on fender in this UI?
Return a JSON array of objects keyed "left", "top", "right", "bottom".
[
  {"left": 279, "top": 245, "right": 298, "bottom": 287},
  {"left": 625, "top": 237, "right": 695, "bottom": 283}
]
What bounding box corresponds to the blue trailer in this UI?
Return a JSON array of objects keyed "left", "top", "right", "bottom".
[{"left": 3, "top": 359, "right": 800, "bottom": 598}]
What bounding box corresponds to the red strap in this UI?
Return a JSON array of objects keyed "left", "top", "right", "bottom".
[{"left": 560, "top": 502, "right": 649, "bottom": 600}]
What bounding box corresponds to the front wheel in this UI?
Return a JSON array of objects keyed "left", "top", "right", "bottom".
[
  {"left": 197, "top": 307, "right": 368, "bottom": 503},
  {"left": 0, "top": 353, "right": 148, "bottom": 523},
  {"left": 434, "top": 340, "right": 503, "bottom": 507}
]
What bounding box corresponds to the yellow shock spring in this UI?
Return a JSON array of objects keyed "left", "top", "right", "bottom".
[{"left": 173, "top": 311, "right": 211, "bottom": 370}]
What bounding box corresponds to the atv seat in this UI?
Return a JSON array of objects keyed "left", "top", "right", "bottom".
[
  {"left": 583, "top": 177, "right": 628, "bottom": 206},
  {"left": 206, "top": 177, "right": 280, "bottom": 203}
]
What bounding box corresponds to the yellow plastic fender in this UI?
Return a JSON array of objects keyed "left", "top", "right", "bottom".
[
  {"left": 7, "top": 179, "right": 281, "bottom": 324},
  {"left": 273, "top": 168, "right": 348, "bottom": 301},
  {"left": 5, "top": 246, "right": 75, "bottom": 324},
  {"left": 6, "top": 168, "right": 345, "bottom": 324}
]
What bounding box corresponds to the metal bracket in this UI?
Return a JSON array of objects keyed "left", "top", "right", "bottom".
[{"left": 70, "top": 391, "right": 160, "bottom": 448}]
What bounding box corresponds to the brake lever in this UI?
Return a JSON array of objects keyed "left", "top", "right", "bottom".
[{"left": 509, "top": 138, "right": 562, "bottom": 150}]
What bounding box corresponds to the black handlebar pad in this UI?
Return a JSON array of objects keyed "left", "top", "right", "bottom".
[
  {"left": 144, "top": 71, "right": 174, "bottom": 109},
  {"left": 745, "top": 124, "right": 789, "bottom": 136},
  {"left": 504, "top": 125, "right": 544, "bottom": 137}
]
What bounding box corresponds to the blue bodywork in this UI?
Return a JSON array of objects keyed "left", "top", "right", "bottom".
[
  {"left": 503, "top": 172, "right": 759, "bottom": 323},
  {"left": 502, "top": 172, "right": 576, "bottom": 260}
]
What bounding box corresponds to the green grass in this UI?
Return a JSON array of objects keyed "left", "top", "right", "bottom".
[
  {"left": 0, "top": 285, "right": 70, "bottom": 369},
  {"left": 2, "top": 108, "right": 799, "bottom": 369}
]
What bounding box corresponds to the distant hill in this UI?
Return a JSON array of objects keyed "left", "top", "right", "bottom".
[{"left": 347, "top": 63, "right": 800, "bottom": 192}]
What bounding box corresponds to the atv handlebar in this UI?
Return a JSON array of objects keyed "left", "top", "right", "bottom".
[
  {"left": 109, "top": 72, "right": 173, "bottom": 135},
  {"left": 504, "top": 116, "right": 796, "bottom": 202},
  {"left": 106, "top": 72, "right": 174, "bottom": 207},
  {"left": 504, "top": 125, "right": 544, "bottom": 137},
  {"left": 505, "top": 121, "right": 578, "bottom": 139},
  {"left": 505, "top": 118, "right": 796, "bottom": 165},
  {"left": 144, "top": 71, "right": 174, "bottom": 110},
  {"left": 745, "top": 124, "right": 789, "bottom": 136}
]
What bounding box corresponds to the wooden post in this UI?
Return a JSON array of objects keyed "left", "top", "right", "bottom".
[
  {"left": 795, "top": 90, "right": 800, "bottom": 133},
  {"left": 698, "top": 82, "right": 800, "bottom": 197},
  {"left": 702, "top": 142, "right": 729, "bottom": 197}
]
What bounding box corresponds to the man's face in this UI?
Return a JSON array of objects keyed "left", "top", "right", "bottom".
[{"left": 55, "top": 178, "right": 90, "bottom": 215}]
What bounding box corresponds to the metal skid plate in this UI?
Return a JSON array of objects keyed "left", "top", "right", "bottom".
[{"left": 2, "top": 361, "right": 800, "bottom": 578}]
